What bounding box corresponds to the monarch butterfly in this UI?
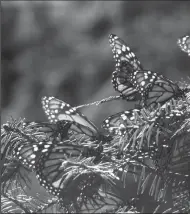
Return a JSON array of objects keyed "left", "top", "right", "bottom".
[
  {"left": 33, "top": 139, "right": 105, "bottom": 211},
  {"left": 177, "top": 35, "right": 190, "bottom": 56},
  {"left": 12, "top": 135, "right": 105, "bottom": 211},
  {"left": 102, "top": 100, "right": 186, "bottom": 137},
  {"left": 109, "top": 34, "right": 142, "bottom": 102},
  {"left": 12, "top": 140, "right": 46, "bottom": 169},
  {"left": 109, "top": 34, "right": 186, "bottom": 108},
  {"left": 41, "top": 96, "right": 111, "bottom": 142},
  {"left": 12, "top": 122, "right": 103, "bottom": 167},
  {"left": 11, "top": 121, "right": 72, "bottom": 169},
  {"left": 102, "top": 108, "right": 144, "bottom": 137}
]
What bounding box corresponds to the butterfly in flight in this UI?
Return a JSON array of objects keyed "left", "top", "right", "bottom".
[
  {"left": 41, "top": 96, "right": 111, "bottom": 142},
  {"left": 109, "top": 34, "right": 187, "bottom": 108},
  {"left": 177, "top": 35, "right": 190, "bottom": 56}
]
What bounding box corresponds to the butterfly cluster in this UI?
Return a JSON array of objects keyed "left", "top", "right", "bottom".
[
  {"left": 109, "top": 34, "right": 186, "bottom": 108},
  {"left": 10, "top": 96, "right": 111, "bottom": 211},
  {"left": 101, "top": 34, "right": 189, "bottom": 136},
  {"left": 8, "top": 33, "right": 190, "bottom": 213}
]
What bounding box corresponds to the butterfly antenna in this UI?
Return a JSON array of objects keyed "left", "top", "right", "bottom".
[{"left": 75, "top": 95, "right": 121, "bottom": 109}]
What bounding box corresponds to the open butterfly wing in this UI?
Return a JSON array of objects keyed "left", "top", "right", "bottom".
[
  {"left": 35, "top": 139, "right": 104, "bottom": 209},
  {"left": 35, "top": 140, "right": 84, "bottom": 194},
  {"left": 177, "top": 35, "right": 190, "bottom": 55},
  {"left": 102, "top": 109, "right": 141, "bottom": 136},
  {"left": 12, "top": 140, "right": 47, "bottom": 169},
  {"left": 11, "top": 121, "right": 72, "bottom": 169},
  {"left": 42, "top": 96, "right": 99, "bottom": 138},
  {"left": 135, "top": 72, "right": 183, "bottom": 108}
]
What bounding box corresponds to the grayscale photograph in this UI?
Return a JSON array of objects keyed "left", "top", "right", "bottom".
[{"left": 1, "top": 1, "right": 190, "bottom": 213}]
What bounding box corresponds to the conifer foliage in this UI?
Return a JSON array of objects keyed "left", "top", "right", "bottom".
[{"left": 1, "top": 35, "right": 190, "bottom": 213}]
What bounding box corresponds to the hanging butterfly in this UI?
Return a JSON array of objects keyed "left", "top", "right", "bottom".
[
  {"left": 41, "top": 96, "right": 111, "bottom": 142},
  {"left": 177, "top": 35, "right": 190, "bottom": 56},
  {"left": 109, "top": 34, "right": 187, "bottom": 108},
  {"left": 109, "top": 34, "right": 142, "bottom": 102}
]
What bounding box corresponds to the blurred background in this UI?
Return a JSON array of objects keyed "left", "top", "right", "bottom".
[
  {"left": 2, "top": 2, "right": 190, "bottom": 212},
  {"left": 2, "top": 1, "right": 190, "bottom": 127}
]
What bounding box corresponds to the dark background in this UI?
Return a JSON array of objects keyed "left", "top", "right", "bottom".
[{"left": 2, "top": 1, "right": 190, "bottom": 211}]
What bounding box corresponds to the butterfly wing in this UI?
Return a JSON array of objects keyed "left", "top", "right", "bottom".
[
  {"left": 35, "top": 140, "right": 83, "bottom": 194},
  {"left": 109, "top": 34, "right": 143, "bottom": 72},
  {"left": 131, "top": 70, "right": 184, "bottom": 108},
  {"left": 109, "top": 34, "right": 183, "bottom": 107},
  {"left": 112, "top": 70, "right": 141, "bottom": 101},
  {"left": 12, "top": 140, "right": 47, "bottom": 169},
  {"left": 143, "top": 77, "right": 183, "bottom": 108},
  {"left": 109, "top": 34, "right": 142, "bottom": 101},
  {"left": 35, "top": 139, "right": 104, "bottom": 210},
  {"left": 177, "top": 35, "right": 190, "bottom": 56},
  {"left": 26, "top": 121, "right": 72, "bottom": 141},
  {"left": 41, "top": 96, "right": 99, "bottom": 138},
  {"left": 102, "top": 109, "right": 141, "bottom": 136}
]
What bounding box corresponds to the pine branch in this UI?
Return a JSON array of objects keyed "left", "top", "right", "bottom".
[{"left": 1, "top": 86, "right": 190, "bottom": 213}]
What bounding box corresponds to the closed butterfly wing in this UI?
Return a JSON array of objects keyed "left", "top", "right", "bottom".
[
  {"left": 109, "top": 34, "right": 143, "bottom": 72},
  {"left": 41, "top": 96, "right": 100, "bottom": 139},
  {"left": 109, "top": 34, "right": 142, "bottom": 101}
]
